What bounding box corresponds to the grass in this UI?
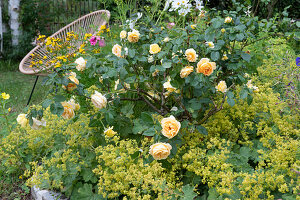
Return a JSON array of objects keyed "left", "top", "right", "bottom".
[
  {"left": 0, "top": 175, "right": 32, "bottom": 200},
  {"left": 0, "top": 71, "right": 49, "bottom": 112},
  {"left": 0, "top": 59, "right": 20, "bottom": 72}
]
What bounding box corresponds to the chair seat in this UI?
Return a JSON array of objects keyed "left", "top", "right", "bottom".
[{"left": 19, "top": 10, "right": 110, "bottom": 75}]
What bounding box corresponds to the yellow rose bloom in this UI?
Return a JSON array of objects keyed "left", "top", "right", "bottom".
[
  {"left": 91, "top": 91, "right": 107, "bottom": 109},
  {"left": 104, "top": 126, "right": 117, "bottom": 137},
  {"left": 163, "top": 37, "right": 170, "bottom": 42},
  {"left": 62, "top": 83, "right": 77, "bottom": 91},
  {"left": 225, "top": 17, "right": 233, "bottom": 23},
  {"left": 149, "top": 142, "right": 172, "bottom": 160},
  {"left": 163, "top": 78, "right": 177, "bottom": 93},
  {"left": 196, "top": 58, "right": 216, "bottom": 76},
  {"left": 161, "top": 115, "right": 181, "bottom": 139},
  {"left": 61, "top": 101, "right": 75, "bottom": 119},
  {"left": 246, "top": 80, "right": 253, "bottom": 89},
  {"left": 222, "top": 54, "right": 228, "bottom": 60},
  {"left": 206, "top": 41, "right": 215, "bottom": 48},
  {"left": 68, "top": 98, "right": 80, "bottom": 111},
  {"left": 120, "top": 30, "right": 127, "bottom": 39},
  {"left": 216, "top": 81, "right": 227, "bottom": 93},
  {"left": 31, "top": 117, "right": 46, "bottom": 130},
  {"left": 149, "top": 44, "right": 161, "bottom": 54},
  {"left": 246, "top": 80, "right": 259, "bottom": 93},
  {"left": 148, "top": 90, "right": 160, "bottom": 100},
  {"left": 75, "top": 57, "right": 87, "bottom": 71},
  {"left": 197, "top": 58, "right": 209, "bottom": 68},
  {"left": 69, "top": 76, "right": 79, "bottom": 85},
  {"left": 112, "top": 44, "right": 123, "bottom": 58},
  {"left": 185, "top": 48, "right": 198, "bottom": 62},
  {"left": 99, "top": 76, "right": 103, "bottom": 83},
  {"left": 127, "top": 30, "right": 140, "bottom": 43},
  {"left": 180, "top": 66, "right": 194, "bottom": 78},
  {"left": 1, "top": 92, "right": 10, "bottom": 100},
  {"left": 66, "top": 72, "right": 79, "bottom": 85},
  {"left": 152, "top": 69, "right": 159, "bottom": 76},
  {"left": 253, "top": 86, "right": 259, "bottom": 93},
  {"left": 17, "top": 114, "right": 29, "bottom": 128}
]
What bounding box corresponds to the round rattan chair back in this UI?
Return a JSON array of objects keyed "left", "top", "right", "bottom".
[{"left": 19, "top": 10, "right": 110, "bottom": 75}]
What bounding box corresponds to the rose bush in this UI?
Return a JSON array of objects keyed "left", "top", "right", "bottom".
[{"left": 29, "top": 0, "right": 271, "bottom": 154}]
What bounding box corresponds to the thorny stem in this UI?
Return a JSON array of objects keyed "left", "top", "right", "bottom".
[
  {"left": 138, "top": 89, "right": 167, "bottom": 115},
  {"left": 197, "top": 83, "right": 235, "bottom": 125},
  {"left": 174, "top": 96, "right": 192, "bottom": 120},
  {"left": 241, "top": 33, "right": 284, "bottom": 50},
  {"left": 121, "top": 81, "right": 168, "bottom": 115},
  {"left": 161, "top": 72, "right": 166, "bottom": 111}
]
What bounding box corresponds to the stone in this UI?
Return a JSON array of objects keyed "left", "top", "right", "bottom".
[{"left": 31, "top": 186, "right": 68, "bottom": 200}]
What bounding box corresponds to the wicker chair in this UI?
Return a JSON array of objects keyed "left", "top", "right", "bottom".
[
  {"left": 20, "top": 10, "right": 110, "bottom": 75},
  {"left": 19, "top": 10, "right": 110, "bottom": 105}
]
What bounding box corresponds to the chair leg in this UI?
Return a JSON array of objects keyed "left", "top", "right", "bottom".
[{"left": 27, "top": 76, "right": 39, "bottom": 106}]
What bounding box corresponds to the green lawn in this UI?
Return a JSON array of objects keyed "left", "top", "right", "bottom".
[
  {"left": 0, "top": 70, "right": 49, "bottom": 134},
  {"left": 0, "top": 71, "right": 49, "bottom": 112}
]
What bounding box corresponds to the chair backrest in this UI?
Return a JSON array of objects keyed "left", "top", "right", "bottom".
[{"left": 19, "top": 10, "right": 110, "bottom": 75}]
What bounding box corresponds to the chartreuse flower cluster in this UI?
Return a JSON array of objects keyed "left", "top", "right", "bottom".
[
  {"left": 176, "top": 39, "right": 300, "bottom": 199},
  {"left": 93, "top": 137, "right": 174, "bottom": 199}
]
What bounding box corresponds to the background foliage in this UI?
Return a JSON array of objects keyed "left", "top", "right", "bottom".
[{"left": 0, "top": 0, "right": 299, "bottom": 60}]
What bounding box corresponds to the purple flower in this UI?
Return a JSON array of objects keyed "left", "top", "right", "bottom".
[
  {"left": 296, "top": 57, "right": 300, "bottom": 66},
  {"left": 89, "top": 36, "right": 97, "bottom": 46},
  {"left": 99, "top": 38, "right": 106, "bottom": 47},
  {"left": 167, "top": 22, "right": 175, "bottom": 29}
]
